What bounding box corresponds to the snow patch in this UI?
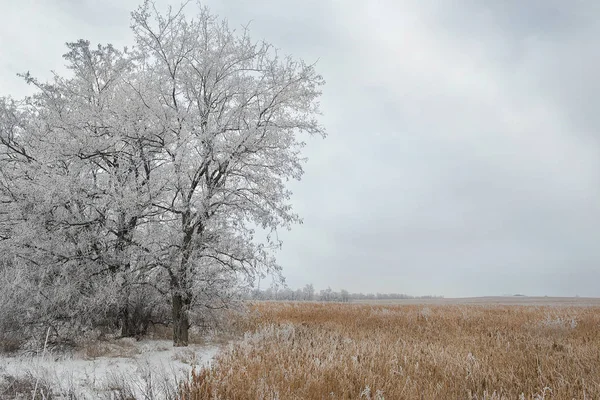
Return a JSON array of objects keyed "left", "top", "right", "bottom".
[{"left": 0, "top": 339, "right": 220, "bottom": 399}]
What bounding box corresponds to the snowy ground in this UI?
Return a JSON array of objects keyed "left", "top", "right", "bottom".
[{"left": 0, "top": 338, "right": 220, "bottom": 399}]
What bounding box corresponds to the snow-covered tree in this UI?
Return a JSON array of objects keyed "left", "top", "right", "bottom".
[
  {"left": 123, "top": 1, "right": 325, "bottom": 345},
  {"left": 302, "top": 283, "right": 315, "bottom": 301},
  {"left": 0, "top": 1, "right": 325, "bottom": 347},
  {"left": 0, "top": 42, "right": 162, "bottom": 339}
]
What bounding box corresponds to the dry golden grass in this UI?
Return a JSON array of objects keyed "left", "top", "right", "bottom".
[{"left": 180, "top": 302, "right": 600, "bottom": 399}]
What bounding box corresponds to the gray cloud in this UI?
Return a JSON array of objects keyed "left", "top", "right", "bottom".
[{"left": 1, "top": 0, "right": 599, "bottom": 297}]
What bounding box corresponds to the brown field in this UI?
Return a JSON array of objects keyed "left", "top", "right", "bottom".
[
  {"left": 181, "top": 301, "right": 600, "bottom": 400},
  {"left": 353, "top": 296, "right": 600, "bottom": 307}
]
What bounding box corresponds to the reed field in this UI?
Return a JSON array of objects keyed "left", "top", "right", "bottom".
[{"left": 180, "top": 301, "right": 600, "bottom": 400}]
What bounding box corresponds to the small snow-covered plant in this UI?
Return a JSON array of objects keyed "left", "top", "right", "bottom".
[
  {"left": 538, "top": 313, "right": 578, "bottom": 331},
  {"left": 360, "top": 386, "right": 371, "bottom": 399},
  {"left": 533, "top": 386, "right": 553, "bottom": 400},
  {"left": 360, "top": 386, "right": 385, "bottom": 400},
  {"left": 420, "top": 306, "right": 432, "bottom": 321},
  {"left": 570, "top": 318, "right": 577, "bottom": 329}
]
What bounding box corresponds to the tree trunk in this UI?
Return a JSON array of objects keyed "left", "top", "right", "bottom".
[
  {"left": 119, "top": 273, "right": 136, "bottom": 337},
  {"left": 172, "top": 293, "right": 189, "bottom": 347},
  {"left": 120, "top": 303, "right": 134, "bottom": 337}
]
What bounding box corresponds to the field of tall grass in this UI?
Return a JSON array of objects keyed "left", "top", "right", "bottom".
[{"left": 180, "top": 302, "right": 600, "bottom": 399}]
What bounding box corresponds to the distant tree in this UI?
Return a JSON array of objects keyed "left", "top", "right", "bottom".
[
  {"left": 242, "top": 284, "right": 444, "bottom": 303},
  {"left": 340, "top": 289, "right": 349, "bottom": 303},
  {"left": 319, "top": 287, "right": 334, "bottom": 302},
  {"left": 302, "top": 283, "right": 315, "bottom": 301}
]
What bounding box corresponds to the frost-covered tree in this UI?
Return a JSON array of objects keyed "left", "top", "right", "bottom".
[
  {"left": 124, "top": 1, "right": 325, "bottom": 345},
  {"left": 0, "top": 42, "right": 162, "bottom": 338},
  {"left": 0, "top": 1, "right": 324, "bottom": 347},
  {"left": 302, "top": 283, "right": 315, "bottom": 301}
]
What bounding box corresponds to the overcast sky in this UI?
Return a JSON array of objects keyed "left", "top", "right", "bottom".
[{"left": 1, "top": 0, "right": 599, "bottom": 297}]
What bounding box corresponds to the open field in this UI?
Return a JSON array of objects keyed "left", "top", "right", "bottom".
[
  {"left": 353, "top": 296, "right": 600, "bottom": 307},
  {"left": 181, "top": 301, "right": 600, "bottom": 399}
]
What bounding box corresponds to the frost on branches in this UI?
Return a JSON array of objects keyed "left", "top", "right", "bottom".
[{"left": 0, "top": 1, "right": 325, "bottom": 347}]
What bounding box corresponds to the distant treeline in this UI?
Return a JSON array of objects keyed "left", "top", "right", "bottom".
[{"left": 244, "top": 284, "right": 444, "bottom": 302}]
